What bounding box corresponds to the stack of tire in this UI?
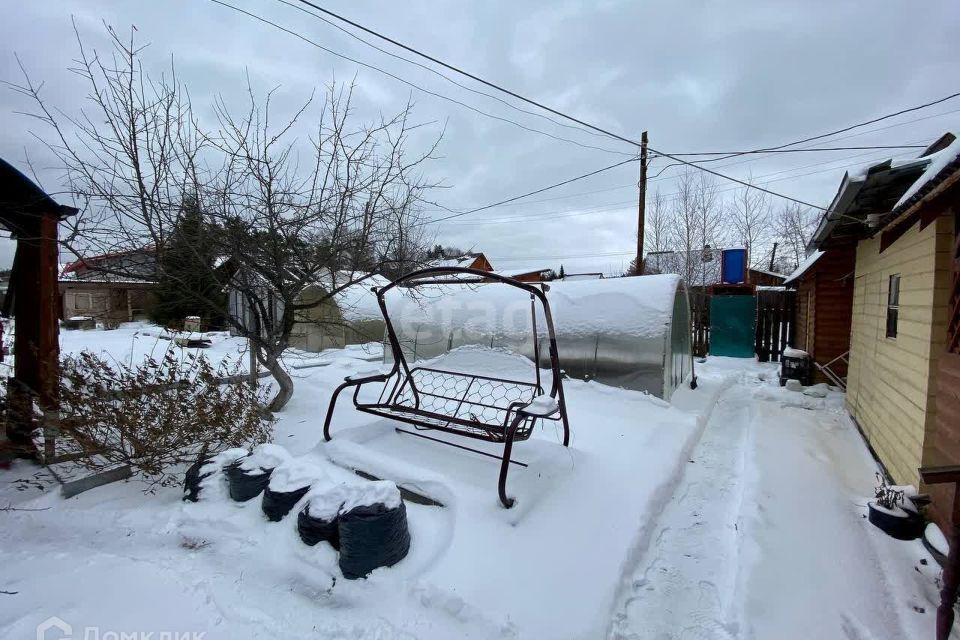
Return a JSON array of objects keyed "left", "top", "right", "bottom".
[
  {"left": 182, "top": 446, "right": 410, "bottom": 580},
  {"left": 297, "top": 480, "right": 410, "bottom": 579},
  {"left": 261, "top": 458, "right": 329, "bottom": 521},
  {"left": 225, "top": 444, "right": 292, "bottom": 502},
  {"left": 182, "top": 447, "right": 250, "bottom": 502}
]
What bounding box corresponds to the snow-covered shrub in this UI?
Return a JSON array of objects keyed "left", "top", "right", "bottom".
[{"left": 58, "top": 347, "right": 273, "bottom": 487}]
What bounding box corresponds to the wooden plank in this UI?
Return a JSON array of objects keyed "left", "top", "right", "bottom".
[{"left": 47, "top": 461, "right": 133, "bottom": 499}]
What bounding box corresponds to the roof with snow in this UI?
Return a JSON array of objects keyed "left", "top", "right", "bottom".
[
  {"left": 60, "top": 246, "right": 158, "bottom": 284},
  {"left": 644, "top": 248, "right": 722, "bottom": 285},
  {"left": 892, "top": 135, "right": 960, "bottom": 214},
  {"left": 783, "top": 250, "right": 824, "bottom": 285},
  {"left": 491, "top": 265, "right": 553, "bottom": 278},
  {"left": 426, "top": 253, "right": 490, "bottom": 270},
  {"left": 810, "top": 132, "right": 956, "bottom": 250}
]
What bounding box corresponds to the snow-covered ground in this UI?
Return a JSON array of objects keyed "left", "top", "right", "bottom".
[{"left": 0, "top": 324, "right": 948, "bottom": 639}]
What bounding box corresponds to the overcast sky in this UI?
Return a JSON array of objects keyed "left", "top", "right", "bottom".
[{"left": 2, "top": 0, "right": 959, "bottom": 273}]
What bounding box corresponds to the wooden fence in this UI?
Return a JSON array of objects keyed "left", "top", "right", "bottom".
[
  {"left": 755, "top": 289, "right": 795, "bottom": 362},
  {"left": 689, "top": 289, "right": 795, "bottom": 361},
  {"left": 690, "top": 296, "right": 710, "bottom": 357}
]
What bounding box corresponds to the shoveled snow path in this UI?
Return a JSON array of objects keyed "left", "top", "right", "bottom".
[
  {"left": 610, "top": 363, "right": 938, "bottom": 640},
  {"left": 609, "top": 375, "right": 750, "bottom": 639}
]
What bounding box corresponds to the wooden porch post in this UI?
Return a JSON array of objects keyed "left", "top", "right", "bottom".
[{"left": 6, "top": 212, "right": 60, "bottom": 458}]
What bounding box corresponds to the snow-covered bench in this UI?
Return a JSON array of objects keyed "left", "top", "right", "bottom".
[{"left": 322, "top": 267, "right": 571, "bottom": 508}]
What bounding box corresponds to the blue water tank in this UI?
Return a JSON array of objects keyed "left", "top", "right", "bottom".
[{"left": 721, "top": 248, "right": 747, "bottom": 284}]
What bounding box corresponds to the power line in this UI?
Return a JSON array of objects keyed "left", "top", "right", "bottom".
[
  {"left": 648, "top": 113, "right": 960, "bottom": 181},
  {"left": 660, "top": 144, "right": 926, "bottom": 156},
  {"left": 290, "top": 0, "right": 642, "bottom": 148},
  {"left": 289, "top": 1, "right": 960, "bottom": 183},
  {"left": 220, "top": 1, "right": 960, "bottom": 215},
  {"left": 648, "top": 146, "right": 827, "bottom": 210},
  {"left": 420, "top": 156, "right": 637, "bottom": 225},
  {"left": 209, "top": 0, "right": 634, "bottom": 156},
  {"left": 704, "top": 92, "right": 960, "bottom": 158},
  {"left": 433, "top": 141, "right": 928, "bottom": 227},
  {"left": 273, "top": 0, "right": 616, "bottom": 145},
  {"left": 424, "top": 139, "right": 939, "bottom": 215},
  {"left": 649, "top": 101, "right": 960, "bottom": 178},
  {"left": 439, "top": 146, "right": 922, "bottom": 226}
]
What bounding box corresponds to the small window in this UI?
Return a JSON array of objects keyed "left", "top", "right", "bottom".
[
  {"left": 886, "top": 274, "right": 900, "bottom": 338},
  {"left": 75, "top": 292, "right": 91, "bottom": 311}
]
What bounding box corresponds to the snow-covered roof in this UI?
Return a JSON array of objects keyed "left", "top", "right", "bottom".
[
  {"left": 893, "top": 135, "right": 960, "bottom": 211},
  {"left": 560, "top": 273, "right": 604, "bottom": 281},
  {"left": 783, "top": 250, "right": 824, "bottom": 285},
  {"left": 492, "top": 265, "right": 552, "bottom": 278},
  {"left": 809, "top": 134, "right": 955, "bottom": 250},
  {"left": 645, "top": 248, "right": 724, "bottom": 285},
  {"left": 426, "top": 254, "right": 486, "bottom": 269},
  {"left": 749, "top": 267, "right": 787, "bottom": 279}
]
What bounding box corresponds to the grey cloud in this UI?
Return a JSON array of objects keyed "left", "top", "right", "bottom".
[{"left": 1, "top": 0, "right": 958, "bottom": 272}]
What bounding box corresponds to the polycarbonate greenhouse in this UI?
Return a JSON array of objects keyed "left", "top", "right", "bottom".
[{"left": 382, "top": 273, "right": 695, "bottom": 399}]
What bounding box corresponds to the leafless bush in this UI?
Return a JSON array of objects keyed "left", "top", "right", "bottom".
[{"left": 58, "top": 347, "right": 273, "bottom": 486}]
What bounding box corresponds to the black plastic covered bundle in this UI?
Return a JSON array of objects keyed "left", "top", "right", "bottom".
[
  {"left": 338, "top": 501, "right": 410, "bottom": 579},
  {"left": 182, "top": 455, "right": 214, "bottom": 502},
  {"left": 261, "top": 485, "right": 311, "bottom": 521},
  {"left": 226, "top": 461, "right": 273, "bottom": 502},
  {"left": 297, "top": 504, "right": 341, "bottom": 550}
]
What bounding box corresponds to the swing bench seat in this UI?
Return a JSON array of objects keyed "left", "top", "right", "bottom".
[{"left": 322, "top": 267, "right": 571, "bottom": 508}]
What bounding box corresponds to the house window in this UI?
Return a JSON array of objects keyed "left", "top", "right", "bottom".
[
  {"left": 886, "top": 274, "right": 900, "bottom": 338},
  {"left": 74, "top": 292, "right": 91, "bottom": 311}
]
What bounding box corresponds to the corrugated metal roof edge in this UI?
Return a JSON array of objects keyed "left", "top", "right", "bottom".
[{"left": 891, "top": 154, "right": 960, "bottom": 217}]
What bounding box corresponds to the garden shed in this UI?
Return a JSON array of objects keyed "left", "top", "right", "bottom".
[
  {"left": 289, "top": 274, "right": 388, "bottom": 352},
  {"left": 382, "top": 274, "right": 694, "bottom": 399}
]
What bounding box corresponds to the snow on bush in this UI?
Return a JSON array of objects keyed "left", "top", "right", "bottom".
[{"left": 57, "top": 346, "right": 274, "bottom": 487}]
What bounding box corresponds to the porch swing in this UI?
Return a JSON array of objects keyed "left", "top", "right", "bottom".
[{"left": 322, "top": 266, "right": 571, "bottom": 508}]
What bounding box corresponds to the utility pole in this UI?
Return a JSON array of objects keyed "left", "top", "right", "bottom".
[{"left": 636, "top": 131, "right": 648, "bottom": 275}]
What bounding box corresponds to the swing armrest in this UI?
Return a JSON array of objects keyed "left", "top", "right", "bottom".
[
  {"left": 344, "top": 370, "right": 390, "bottom": 384},
  {"left": 516, "top": 394, "right": 560, "bottom": 418}
]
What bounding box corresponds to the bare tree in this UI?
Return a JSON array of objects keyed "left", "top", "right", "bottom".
[
  {"left": 667, "top": 170, "right": 724, "bottom": 289},
  {"left": 208, "top": 81, "right": 440, "bottom": 409},
  {"left": 646, "top": 189, "right": 672, "bottom": 256},
  {"left": 775, "top": 203, "right": 817, "bottom": 272},
  {"left": 8, "top": 20, "right": 205, "bottom": 257},
  {"left": 669, "top": 170, "right": 700, "bottom": 285},
  {"left": 11, "top": 24, "right": 440, "bottom": 412},
  {"left": 628, "top": 189, "right": 671, "bottom": 275},
  {"left": 728, "top": 176, "right": 772, "bottom": 269}
]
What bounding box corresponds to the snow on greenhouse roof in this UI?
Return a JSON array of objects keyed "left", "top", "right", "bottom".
[
  {"left": 387, "top": 273, "right": 682, "bottom": 339},
  {"left": 335, "top": 275, "right": 390, "bottom": 322}
]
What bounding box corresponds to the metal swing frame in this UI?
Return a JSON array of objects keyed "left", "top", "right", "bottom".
[{"left": 323, "top": 266, "right": 571, "bottom": 508}]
